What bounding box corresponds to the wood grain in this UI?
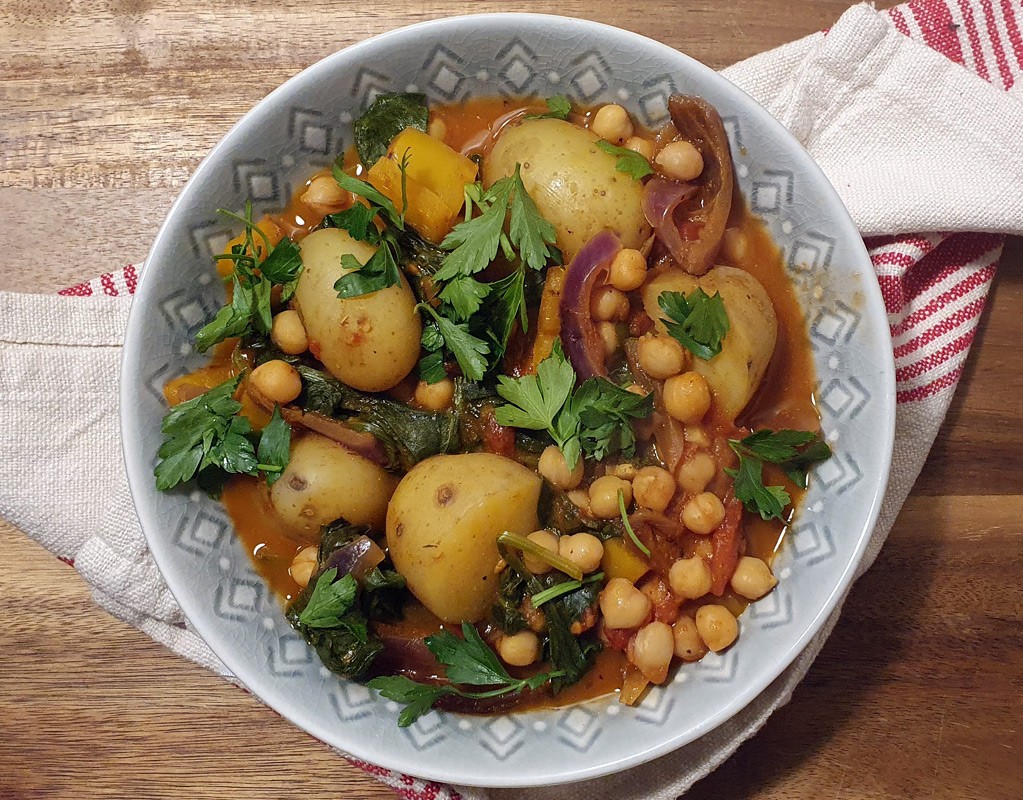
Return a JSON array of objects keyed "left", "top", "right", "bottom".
[{"left": 1, "top": 1, "right": 1020, "bottom": 799}]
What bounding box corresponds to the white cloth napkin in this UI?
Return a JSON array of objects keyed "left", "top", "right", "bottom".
[{"left": 2, "top": 3, "right": 1021, "bottom": 799}]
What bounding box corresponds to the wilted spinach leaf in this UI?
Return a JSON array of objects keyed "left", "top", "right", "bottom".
[{"left": 354, "top": 92, "right": 429, "bottom": 166}]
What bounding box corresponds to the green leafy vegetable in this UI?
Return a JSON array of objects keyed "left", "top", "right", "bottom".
[
  {"left": 495, "top": 343, "right": 653, "bottom": 469},
  {"left": 336, "top": 241, "right": 402, "bottom": 299},
  {"left": 325, "top": 203, "right": 378, "bottom": 242},
  {"left": 195, "top": 203, "right": 304, "bottom": 353},
  {"left": 418, "top": 304, "right": 491, "bottom": 383},
  {"left": 497, "top": 531, "right": 584, "bottom": 581},
  {"left": 298, "top": 568, "right": 359, "bottom": 628},
  {"left": 255, "top": 405, "right": 291, "bottom": 485},
  {"left": 525, "top": 95, "right": 573, "bottom": 120},
  {"left": 353, "top": 92, "right": 429, "bottom": 166},
  {"left": 657, "top": 288, "right": 730, "bottom": 360},
  {"left": 726, "top": 429, "right": 832, "bottom": 519},
  {"left": 596, "top": 139, "right": 655, "bottom": 180},
  {"left": 331, "top": 164, "right": 405, "bottom": 230},
  {"left": 296, "top": 365, "right": 460, "bottom": 471},
  {"left": 367, "top": 622, "right": 565, "bottom": 727},
  {"left": 434, "top": 178, "right": 515, "bottom": 282},
  {"left": 531, "top": 572, "right": 603, "bottom": 608},
  {"left": 618, "top": 489, "right": 651, "bottom": 556}
]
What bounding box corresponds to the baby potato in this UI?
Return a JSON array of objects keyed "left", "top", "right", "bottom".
[
  {"left": 642, "top": 266, "right": 777, "bottom": 421},
  {"left": 295, "top": 227, "right": 420, "bottom": 392},
  {"left": 270, "top": 433, "right": 399, "bottom": 538},
  {"left": 483, "top": 118, "right": 651, "bottom": 262},
  {"left": 386, "top": 453, "right": 542, "bottom": 623}
]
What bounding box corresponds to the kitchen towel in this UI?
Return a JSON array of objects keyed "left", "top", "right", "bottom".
[{"left": 1, "top": 1, "right": 1021, "bottom": 798}]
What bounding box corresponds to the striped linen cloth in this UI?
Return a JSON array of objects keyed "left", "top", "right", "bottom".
[{"left": 2, "top": 1, "right": 1021, "bottom": 798}]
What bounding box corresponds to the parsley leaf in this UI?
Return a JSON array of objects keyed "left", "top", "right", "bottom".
[
  {"left": 570, "top": 379, "right": 652, "bottom": 462},
  {"left": 256, "top": 406, "right": 291, "bottom": 485},
  {"left": 419, "top": 304, "right": 490, "bottom": 382},
  {"left": 596, "top": 140, "right": 655, "bottom": 180},
  {"left": 334, "top": 239, "right": 402, "bottom": 299},
  {"left": 367, "top": 622, "right": 565, "bottom": 727},
  {"left": 508, "top": 165, "right": 558, "bottom": 269},
  {"left": 525, "top": 95, "right": 573, "bottom": 120},
  {"left": 155, "top": 376, "right": 248, "bottom": 490},
  {"left": 438, "top": 274, "right": 492, "bottom": 320},
  {"left": 365, "top": 676, "right": 453, "bottom": 728},
  {"left": 298, "top": 568, "right": 358, "bottom": 628},
  {"left": 353, "top": 92, "right": 428, "bottom": 166},
  {"left": 331, "top": 164, "right": 405, "bottom": 231},
  {"left": 658, "top": 288, "right": 730, "bottom": 360},
  {"left": 726, "top": 454, "right": 790, "bottom": 521},
  {"left": 257, "top": 238, "right": 303, "bottom": 284},
  {"left": 435, "top": 177, "right": 514, "bottom": 281},
  {"left": 725, "top": 429, "right": 832, "bottom": 519},
  {"left": 325, "top": 203, "right": 379, "bottom": 243}
]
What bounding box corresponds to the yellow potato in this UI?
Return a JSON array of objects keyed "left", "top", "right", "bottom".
[
  {"left": 642, "top": 266, "right": 777, "bottom": 421},
  {"left": 386, "top": 453, "right": 542, "bottom": 623},
  {"left": 270, "top": 433, "right": 398, "bottom": 538},
  {"left": 295, "top": 227, "right": 420, "bottom": 392},
  {"left": 483, "top": 118, "right": 651, "bottom": 262}
]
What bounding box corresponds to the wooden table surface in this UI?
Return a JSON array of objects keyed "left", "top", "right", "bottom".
[{"left": 2, "top": 1, "right": 1021, "bottom": 798}]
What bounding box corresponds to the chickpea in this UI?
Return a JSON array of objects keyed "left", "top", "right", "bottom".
[
  {"left": 609, "top": 463, "right": 638, "bottom": 481},
  {"left": 591, "top": 103, "right": 634, "bottom": 144},
  {"left": 631, "top": 621, "right": 674, "bottom": 683},
  {"left": 413, "top": 377, "right": 455, "bottom": 411},
  {"left": 721, "top": 226, "right": 749, "bottom": 264},
  {"left": 289, "top": 545, "right": 319, "bottom": 589},
  {"left": 559, "top": 533, "right": 604, "bottom": 574},
  {"left": 538, "top": 445, "right": 584, "bottom": 490},
  {"left": 608, "top": 248, "right": 647, "bottom": 292},
  {"left": 427, "top": 116, "right": 447, "bottom": 141},
  {"left": 677, "top": 452, "right": 717, "bottom": 494},
  {"left": 730, "top": 556, "right": 778, "bottom": 600},
  {"left": 249, "top": 359, "right": 302, "bottom": 405},
  {"left": 682, "top": 491, "right": 726, "bottom": 535},
  {"left": 673, "top": 616, "right": 708, "bottom": 661},
  {"left": 523, "top": 529, "right": 560, "bottom": 574},
  {"left": 637, "top": 334, "right": 688, "bottom": 380},
  {"left": 588, "top": 475, "right": 632, "bottom": 519},
  {"left": 498, "top": 630, "right": 541, "bottom": 666},
  {"left": 590, "top": 285, "right": 629, "bottom": 322},
  {"left": 599, "top": 577, "right": 652, "bottom": 629},
  {"left": 623, "top": 136, "right": 655, "bottom": 161},
  {"left": 655, "top": 140, "right": 705, "bottom": 182},
  {"left": 663, "top": 371, "right": 712, "bottom": 423},
  {"left": 632, "top": 466, "right": 675, "bottom": 512},
  {"left": 300, "top": 174, "right": 346, "bottom": 210},
  {"left": 668, "top": 556, "right": 712, "bottom": 600},
  {"left": 271, "top": 310, "right": 309, "bottom": 355},
  {"left": 598, "top": 322, "right": 619, "bottom": 357},
  {"left": 696, "top": 604, "right": 738, "bottom": 652},
  {"left": 567, "top": 489, "right": 592, "bottom": 514}
]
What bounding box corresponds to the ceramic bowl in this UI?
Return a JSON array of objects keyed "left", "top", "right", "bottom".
[{"left": 121, "top": 13, "right": 895, "bottom": 788}]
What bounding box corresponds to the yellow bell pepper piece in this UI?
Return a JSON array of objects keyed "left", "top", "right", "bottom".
[
  {"left": 218, "top": 215, "right": 284, "bottom": 277},
  {"left": 390, "top": 127, "right": 478, "bottom": 216},
  {"left": 365, "top": 156, "right": 454, "bottom": 244},
  {"left": 601, "top": 538, "right": 650, "bottom": 584}
]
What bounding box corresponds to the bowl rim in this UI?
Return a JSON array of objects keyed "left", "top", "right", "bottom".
[{"left": 121, "top": 11, "right": 896, "bottom": 787}]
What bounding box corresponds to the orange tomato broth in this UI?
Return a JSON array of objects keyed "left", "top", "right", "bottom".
[{"left": 175, "top": 96, "right": 820, "bottom": 707}]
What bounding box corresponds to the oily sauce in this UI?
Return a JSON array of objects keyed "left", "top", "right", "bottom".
[{"left": 215, "top": 97, "right": 819, "bottom": 709}]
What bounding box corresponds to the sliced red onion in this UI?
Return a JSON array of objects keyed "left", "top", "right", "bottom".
[
  {"left": 558, "top": 230, "right": 622, "bottom": 380},
  {"left": 280, "top": 407, "right": 388, "bottom": 466},
  {"left": 323, "top": 534, "right": 385, "bottom": 580},
  {"left": 642, "top": 177, "right": 698, "bottom": 268}
]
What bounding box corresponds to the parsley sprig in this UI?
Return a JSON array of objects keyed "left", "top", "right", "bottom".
[
  {"left": 195, "top": 203, "right": 303, "bottom": 353},
  {"left": 154, "top": 377, "right": 292, "bottom": 492},
  {"left": 658, "top": 288, "right": 730, "bottom": 360},
  {"left": 524, "top": 95, "right": 573, "bottom": 121},
  {"left": 298, "top": 569, "right": 359, "bottom": 628},
  {"left": 596, "top": 140, "right": 655, "bottom": 180},
  {"left": 725, "top": 429, "right": 832, "bottom": 520},
  {"left": 329, "top": 165, "right": 407, "bottom": 299},
  {"left": 367, "top": 622, "right": 564, "bottom": 727},
  {"left": 494, "top": 343, "right": 653, "bottom": 469}
]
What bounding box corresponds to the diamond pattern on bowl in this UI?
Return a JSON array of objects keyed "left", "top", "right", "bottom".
[
  {"left": 213, "top": 576, "right": 265, "bottom": 622},
  {"left": 567, "top": 50, "right": 612, "bottom": 102},
  {"left": 479, "top": 715, "right": 526, "bottom": 759},
  {"left": 750, "top": 169, "right": 794, "bottom": 215},
  {"left": 267, "top": 630, "right": 317, "bottom": 677},
  {"left": 633, "top": 686, "right": 675, "bottom": 724},
  {"left": 401, "top": 711, "right": 449, "bottom": 750},
  {"left": 289, "top": 108, "right": 334, "bottom": 155},
  {"left": 635, "top": 73, "right": 680, "bottom": 127},
  {"left": 329, "top": 681, "right": 377, "bottom": 722},
  {"left": 422, "top": 44, "right": 469, "bottom": 101},
  {"left": 494, "top": 39, "right": 539, "bottom": 96},
  {"left": 171, "top": 504, "right": 228, "bottom": 558},
  {"left": 693, "top": 650, "right": 740, "bottom": 683},
  {"left": 747, "top": 587, "right": 794, "bottom": 629},
  {"left": 809, "top": 299, "right": 862, "bottom": 346},
  {"left": 790, "top": 520, "right": 838, "bottom": 567},
  {"left": 555, "top": 706, "right": 602, "bottom": 751},
  {"left": 819, "top": 376, "right": 871, "bottom": 419},
  {"left": 351, "top": 65, "right": 393, "bottom": 106}
]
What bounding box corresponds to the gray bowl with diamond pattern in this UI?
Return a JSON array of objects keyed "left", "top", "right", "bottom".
[{"left": 120, "top": 13, "right": 895, "bottom": 788}]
